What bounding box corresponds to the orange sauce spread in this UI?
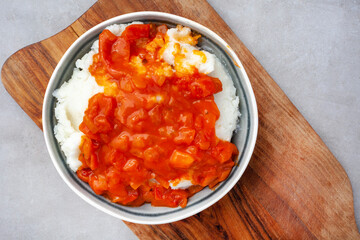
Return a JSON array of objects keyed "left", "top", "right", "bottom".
[{"left": 77, "top": 24, "right": 238, "bottom": 208}]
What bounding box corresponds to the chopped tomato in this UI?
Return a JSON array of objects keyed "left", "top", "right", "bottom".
[
  {"left": 89, "top": 174, "right": 107, "bottom": 195},
  {"left": 123, "top": 159, "right": 139, "bottom": 171},
  {"left": 99, "top": 29, "right": 117, "bottom": 67},
  {"left": 121, "top": 24, "right": 150, "bottom": 41},
  {"left": 173, "top": 128, "right": 196, "bottom": 145},
  {"left": 170, "top": 150, "right": 195, "bottom": 168},
  {"left": 76, "top": 168, "right": 92, "bottom": 182},
  {"left": 111, "top": 37, "right": 130, "bottom": 62},
  {"left": 109, "top": 133, "right": 129, "bottom": 152}
]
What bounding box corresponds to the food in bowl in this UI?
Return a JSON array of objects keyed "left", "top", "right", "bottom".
[{"left": 53, "top": 22, "right": 240, "bottom": 208}]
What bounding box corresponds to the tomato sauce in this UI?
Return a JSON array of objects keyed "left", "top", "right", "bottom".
[{"left": 77, "top": 23, "right": 238, "bottom": 208}]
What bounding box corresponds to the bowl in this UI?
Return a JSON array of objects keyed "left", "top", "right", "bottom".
[{"left": 42, "top": 11, "right": 258, "bottom": 224}]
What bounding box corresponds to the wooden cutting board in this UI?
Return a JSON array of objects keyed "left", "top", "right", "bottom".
[{"left": 2, "top": 0, "right": 359, "bottom": 239}]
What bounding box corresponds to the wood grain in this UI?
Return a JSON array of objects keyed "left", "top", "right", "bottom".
[{"left": 1, "top": 0, "right": 359, "bottom": 239}]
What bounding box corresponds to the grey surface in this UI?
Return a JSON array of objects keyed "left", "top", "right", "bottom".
[{"left": 0, "top": 0, "right": 358, "bottom": 238}]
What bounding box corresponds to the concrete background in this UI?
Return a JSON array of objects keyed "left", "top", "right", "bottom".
[{"left": 0, "top": 0, "right": 359, "bottom": 239}]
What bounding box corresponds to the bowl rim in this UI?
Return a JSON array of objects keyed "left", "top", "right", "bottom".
[{"left": 42, "top": 11, "right": 258, "bottom": 224}]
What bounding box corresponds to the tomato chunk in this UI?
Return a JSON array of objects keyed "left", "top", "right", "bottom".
[
  {"left": 89, "top": 174, "right": 107, "bottom": 195},
  {"left": 173, "top": 128, "right": 196, "bottom": 145},
  {"left": 121, "top": 24, "right": 150, "bottom": 41},
  {"left": 110, "top": 133, "right": 129, "bottom": 152},
  {"left": 99, "top": 29, "right": 117, "bottom": 66},
  {"left": 77, "top": 168, "right": 92, "bottom": 182},
  {"left": 111, "top": 37, "right": 130, "bottom": 63},
  {"left": 123, "top": 159, "right": 139, "bottom": 171},
  {"left": 170, "top": 150, "right": 195, "bottom": 169}
]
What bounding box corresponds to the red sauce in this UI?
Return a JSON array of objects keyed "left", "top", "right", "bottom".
[{"left": 77, "top": 24, "right": 238, "bottom": 208}]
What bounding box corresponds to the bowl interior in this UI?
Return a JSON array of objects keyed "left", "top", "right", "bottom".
[{"left": 43, "top": 14, "right": 256, "bottom": 224}]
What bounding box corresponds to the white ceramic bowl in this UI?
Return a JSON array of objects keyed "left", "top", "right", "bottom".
[{"left": 43, "top": 11, "right": 258, "bottom": 224}]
